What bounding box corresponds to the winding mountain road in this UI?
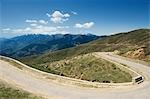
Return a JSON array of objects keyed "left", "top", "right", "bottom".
[{"left": 0, "top": 53, "right": 150, "bottom": 99}]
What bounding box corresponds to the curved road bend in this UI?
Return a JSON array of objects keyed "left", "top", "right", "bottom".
[{"left": 0, "top": 53, "right": 150, "bottom": 99}]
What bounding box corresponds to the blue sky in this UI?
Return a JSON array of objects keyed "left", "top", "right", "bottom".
[{"left": 0, "top": 0, "right": 149, "bottom": 38}]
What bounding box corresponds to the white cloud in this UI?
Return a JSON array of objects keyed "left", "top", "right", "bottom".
[
  {"left": 39, "top": 20, "right": 48, "bottom": 24},
  {"left": 54, "top": 30, "right": 70, "bottom": 34},
  {"left": 63, "top": 13, "right": 70, "bottom": 17},
  {"left": 2, "top": 28, "right": 11, "bottom": 33},
  {"left": 71, "top": 11, "right": 77, "bottom": 15},
  {"left": 25, "top": 19, "right": 37, "bottom": 23},
  {"left": 35, "top": 25, "right": 43, "bottom": 29},
  {"left": 24, "top": 27, "right": 31, "bottom": 31},
  {"left": 12, "top": 26, "right": 56, "bottom": 34},
  {"left": 46, "top": 13, "right": 51, "bottom": 17},
  {"left": 26, "top": 19, "right": 48, "bottom": 25},
  {"left": 56, "top": 26, "right": 69, "bottom": 29},
  {"left": 6, "top": 10, "right": 73, "bottom": 35},
  {"left": 12, "top": 29, "right": 24, "bottom": 33},
  {"left": 2, "top": 28, "right": 11, "bottom": 31},
  {"left": 30, "top": 23, "right": 37, "bottom": 27},
  {"left": 75, "top": 22, "right": 94, "bottom": 29},
  {"left": 46, "top": 11, "right": 70, "bottom": 23},
  {"left": 75, "top": 24, "right": 83, "bottom": 28},
  {"left": 12, "top": 27, "right": 32, "bottom": 33},
  {"left": 11, "top": 25, "right": 69, "bottom": 35},
  {"left": 31, "top": 27, "right": 56, "bottom": 34}
]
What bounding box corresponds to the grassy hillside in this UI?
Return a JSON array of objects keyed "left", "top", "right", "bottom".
[
  {"left": 20, "top": 29, "right": 150, "bottom": 64},
  {"left": 23, "top": 54, "right": 132, "bottom": 83},
  {"left": 17, "top": 29, "right": 149, "bottom": 84},
  {"left": 0, "top": 81, "right": 42, "bottom": 99}
]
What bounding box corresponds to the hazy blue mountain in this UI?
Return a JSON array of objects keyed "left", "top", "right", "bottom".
[
  {"left": 0, "top": 34, "right": 100, "bottom": 58},
  {"left": 0, "top": 38, "right": 7, "bottom": 42}
]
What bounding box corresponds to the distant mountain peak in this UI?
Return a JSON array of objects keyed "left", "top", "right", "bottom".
[{"left": 0, "top": 33, "right": 100, "bottom": 58}]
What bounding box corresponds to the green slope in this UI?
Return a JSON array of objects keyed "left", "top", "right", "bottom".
[
  {"left": 37, "top": 54, "right": 132, "bottom": 83},
  {"left": 17, "top": 28, "right": 149, "bottom": 84},
  {"left": 20, "top": 29, "right": 150, "bottom": 64},
  {"left": 0, "top": 81, "right": 42, "bottom": 99}
]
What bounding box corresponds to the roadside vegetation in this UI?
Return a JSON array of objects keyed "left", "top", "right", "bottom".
[
  {"left": 0, "top": 57, "right": 23, "bottom": 70},
  {"left": 0, "top": 81, "right": 42, "bottom": 99},
  {"left": 23, "top": 54, "right": 132, "bottom": 83}
]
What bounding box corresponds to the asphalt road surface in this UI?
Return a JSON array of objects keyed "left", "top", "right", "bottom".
[{"left": 0, "top": 53, "right": 150, "bottom": 99}]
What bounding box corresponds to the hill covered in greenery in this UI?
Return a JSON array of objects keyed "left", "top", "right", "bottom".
[
  {"left": 30, "top": 54, "right": 132, "bottom": 83},
  {"left": 20, "top": 29, "right": 150, "bottom": 65},
  {"left": 14, "top": 28, "right": 149, "bottom": 84}
]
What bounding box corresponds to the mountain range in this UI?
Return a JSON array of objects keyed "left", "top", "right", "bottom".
[
  {"left": 1, "top": 29, "right": 149, "bottom": 83},
  {"left": 0, "top": 34, "right": 100, "bottom": 58},
  {"left": 1, "top": 29, "right": 149, "bottom": 63},
  {"left": 19, "top": 29, "right": 150, "bottom": 66}
]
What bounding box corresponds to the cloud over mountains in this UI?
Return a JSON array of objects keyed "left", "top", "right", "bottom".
[
  {"left": 2, "top": 10, "right": 94, "bottom": 36},
  {"left": 75, "top": 22, "right": 94, "bottom": 29},
  {"left": 46, "top": 11, "right": 70, "bottom": 23}
]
